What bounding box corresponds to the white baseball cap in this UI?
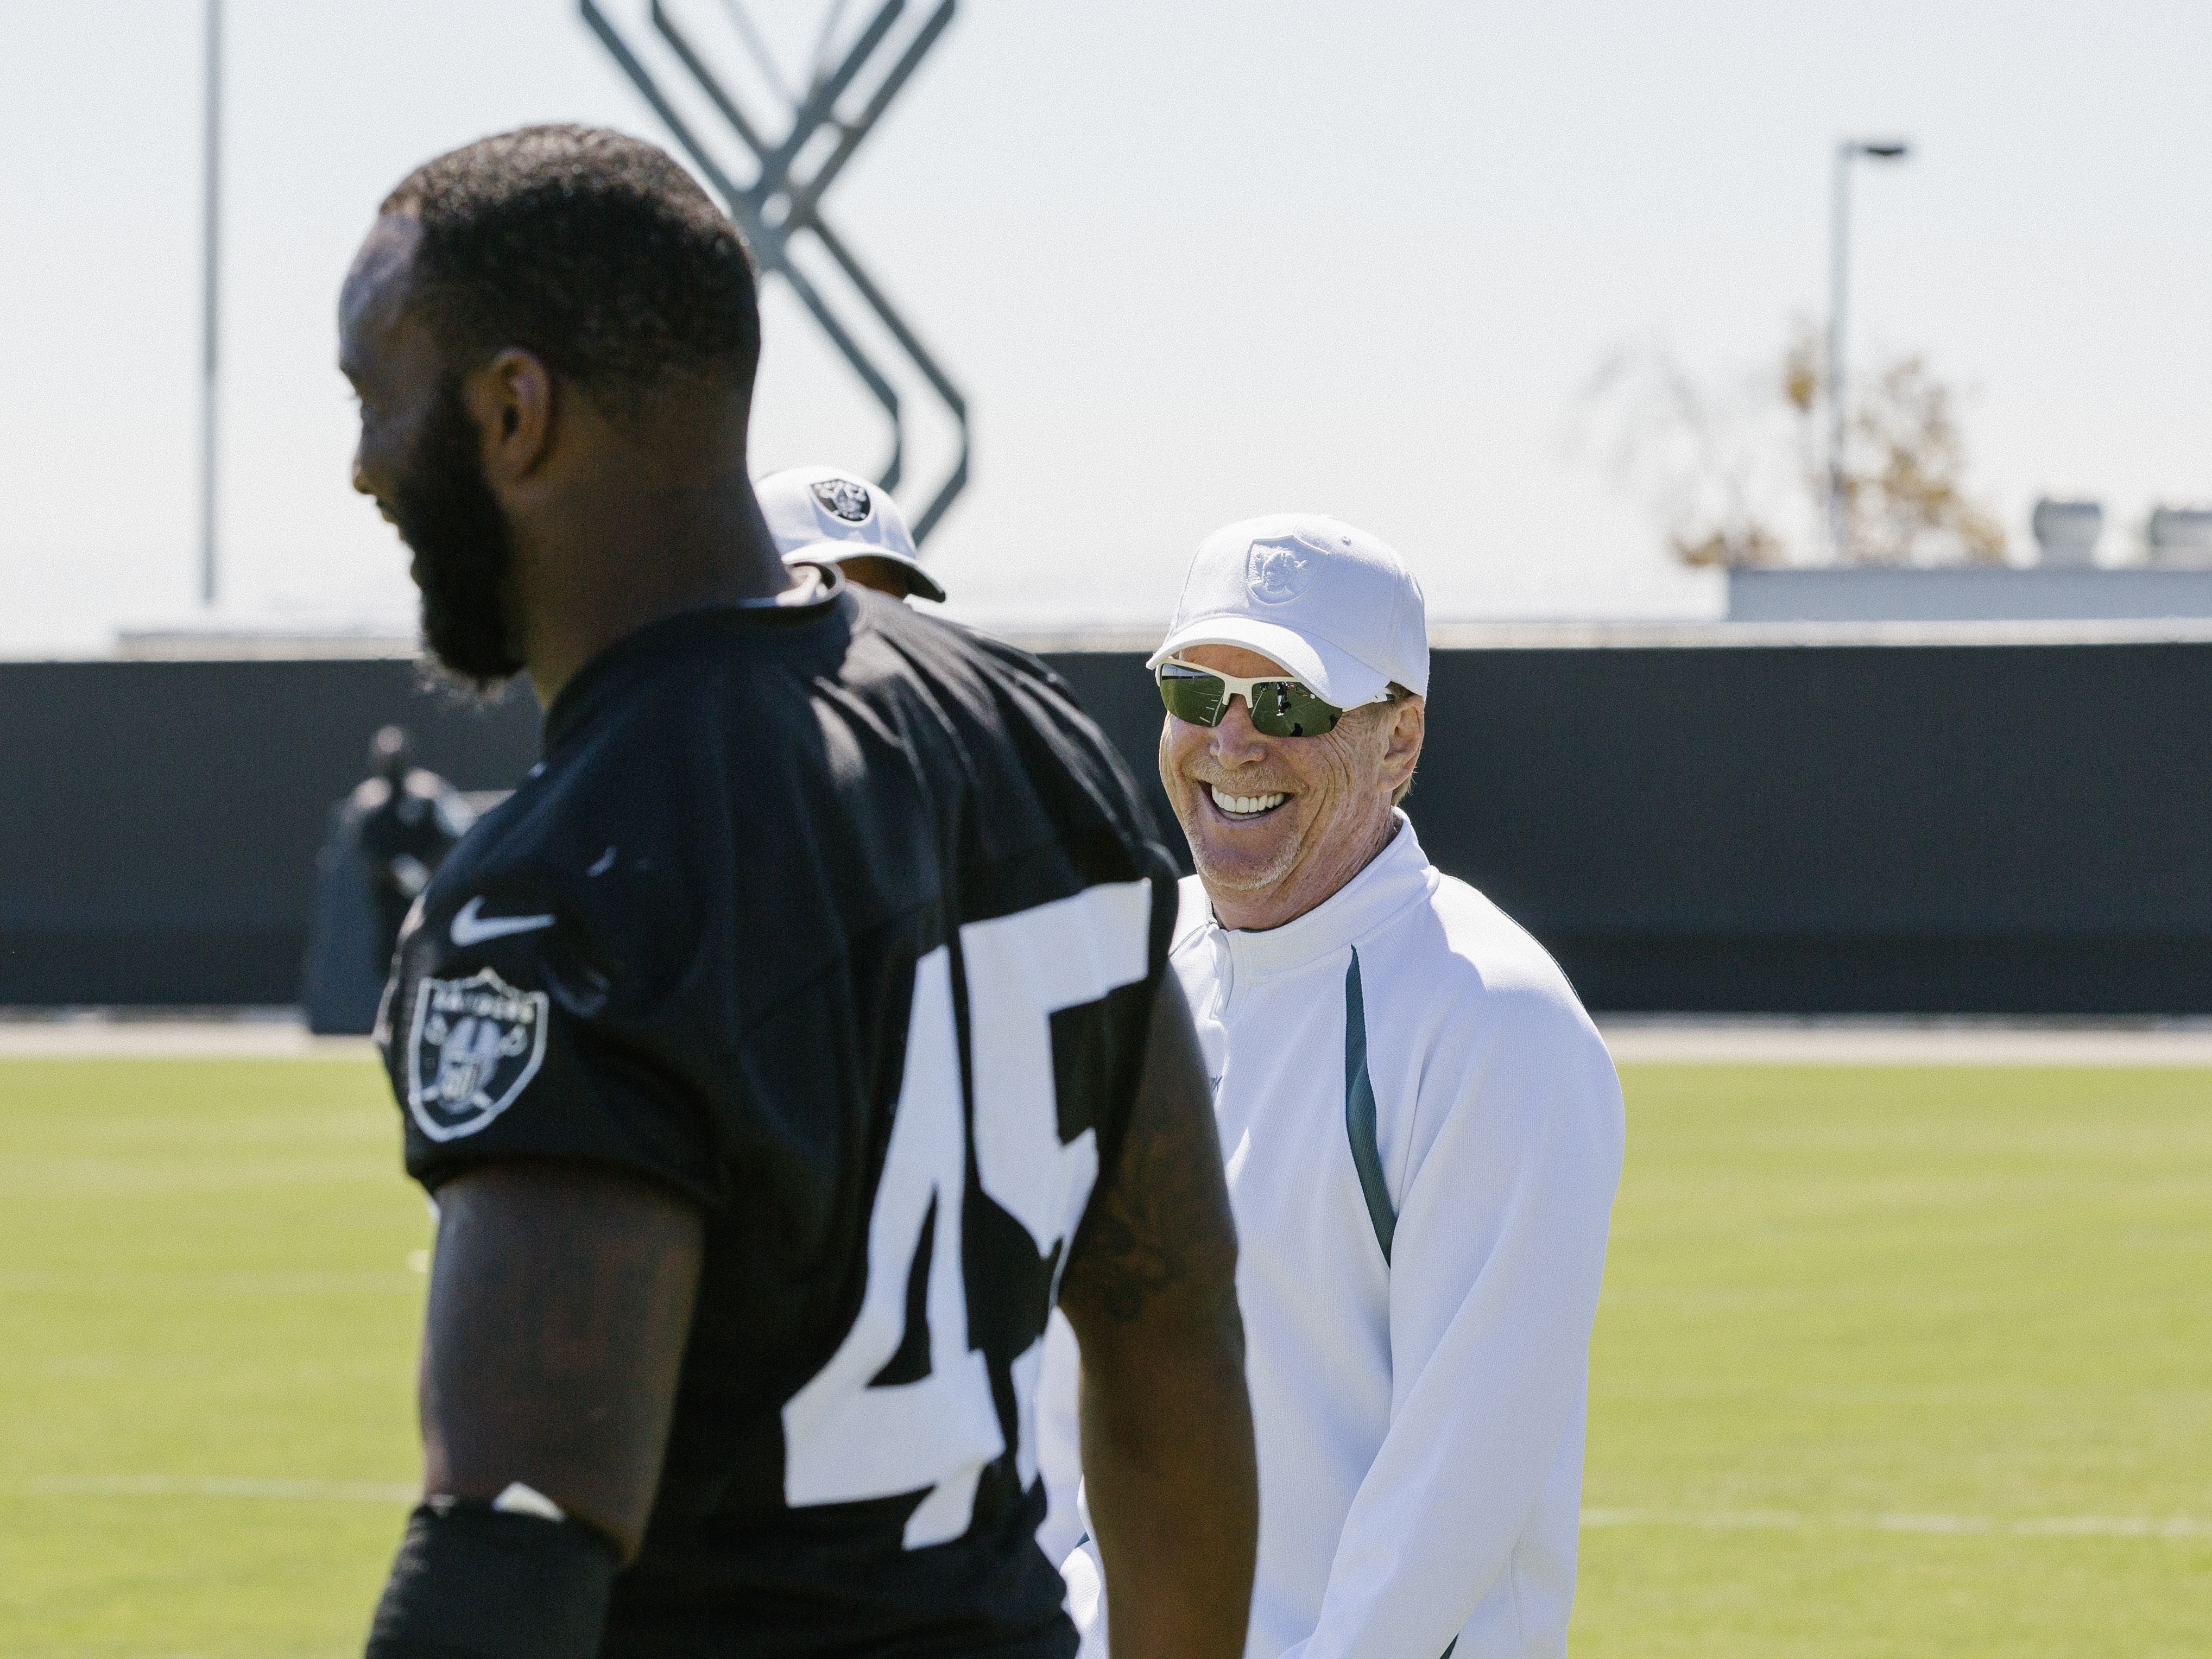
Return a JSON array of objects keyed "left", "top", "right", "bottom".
[
  {"left": 755, "top": 465, "right": 946, "bottom": 603},
  {"left": 1148, "top": 514, "right": 1427, "bottom": 705}
]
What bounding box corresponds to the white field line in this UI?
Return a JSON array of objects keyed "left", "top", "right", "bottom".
[
  {"left": 17, "top": 1478, "right": 2206, "bottom": 1542},
  {"left": 1597, "top": 1018, "right": 2212, "bottom": 1067},
  {"left": 11, "top": 1015, "right": 2212, "bottom": 1066},
  {"left": 0, "top": 1019, "right": 377, "bottom": 1060},
  {"left": 22, "top": 1474, "right": 415, "bottom": 1503},
  {"left": 1581, "top": 1507, "right": 2212, "bottom": 1540}
]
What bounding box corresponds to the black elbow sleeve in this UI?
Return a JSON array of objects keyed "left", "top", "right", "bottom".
[{"left": 365, "top": 1501, "right": 620, "bottom": 1659}]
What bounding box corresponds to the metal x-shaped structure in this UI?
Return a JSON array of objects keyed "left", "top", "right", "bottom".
[{"left": 582, "top": 0, "right": 969, "bottom": 541}]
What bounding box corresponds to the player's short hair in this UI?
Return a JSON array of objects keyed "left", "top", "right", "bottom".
[{"left": 381, "top": 125, "right": 758, "bottom": 422}]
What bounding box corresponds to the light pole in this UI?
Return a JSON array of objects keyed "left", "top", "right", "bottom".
[
  {"left": 199, "top": 0, "right": 222, "bottom": 609},
  {"left": 1828, "top": 137, "right": 1910, "bottom": 562}
]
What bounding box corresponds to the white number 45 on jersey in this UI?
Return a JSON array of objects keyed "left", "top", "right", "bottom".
[{"left": 781, "top": 881, "right": 1152, "bottom": 1548}]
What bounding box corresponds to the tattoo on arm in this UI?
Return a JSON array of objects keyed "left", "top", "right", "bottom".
[
  {"left": 1061, "top": 974, "right": 1238, "bottom": 1328},
  {"left": 1055, "top": 974, "right": 1257, "bottom": 1659}
]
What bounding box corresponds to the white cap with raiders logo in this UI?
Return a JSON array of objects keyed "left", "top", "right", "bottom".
[
  {"left": 1147, "top": 513, "right": 1427, "bottom": 705},
  {"left": 755, "top": 465, "right": 947, "bottom": 603}
]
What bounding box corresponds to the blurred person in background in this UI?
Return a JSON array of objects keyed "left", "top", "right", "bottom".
[
  {"left": 757, "top": 464, "right": 947, "bottom": 602},
  {"left": 353, "top": 725, "right": 477, "bottom": 939},
  {"left": 1043, "top": 515, "right": 1625, "bottom": 1659},
  {"left": 302, "top": 725, "right": 477, "bottom": 1035},
  {"left": 338, "top": 124, "right": 1254, "bottom": 1659}
]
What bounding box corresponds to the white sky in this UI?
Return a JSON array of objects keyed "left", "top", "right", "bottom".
[{"left": 3, "top": 1, "right": 2208, "bottom": 654}]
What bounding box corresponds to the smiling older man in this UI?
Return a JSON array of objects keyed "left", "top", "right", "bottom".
[{"left": 1045, "top": 514, "right": 1625, "bottom": 1659}]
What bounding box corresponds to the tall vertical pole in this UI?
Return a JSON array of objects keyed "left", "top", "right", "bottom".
[
  {"left": 1827, "top": 141, "right": 1850, "bottom": 564},
  {"left": 199, "top": 0, "right": 222, "bottom": 608}
]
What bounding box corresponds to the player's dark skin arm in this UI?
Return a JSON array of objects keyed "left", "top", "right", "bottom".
[
  {"left": 1059, "top": 974, "right": 1259, "bottom": 1659},
  {"left": 416, "top": 1163, "right": 704, "bottom": 1561}
]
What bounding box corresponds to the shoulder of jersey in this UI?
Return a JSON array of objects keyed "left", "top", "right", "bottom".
[
  {"left": 1382, "top": 867, "right": 1602, "bottom": 1035},
  {"left": 434, "top": 765, "right": 699, "bottom": 958},
  {"left": 887, "top": 606, "right": 1077, "bottom": 699}
]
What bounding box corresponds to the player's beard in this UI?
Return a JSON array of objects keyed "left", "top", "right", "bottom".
[{"left": 387, "top": 378, "right": 526, "bottom": 691}]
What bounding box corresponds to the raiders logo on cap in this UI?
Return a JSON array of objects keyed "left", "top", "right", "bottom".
[
  {"left": 1246, "top": 533, "right": 1325, "bottom": 604},
  {"left": 810, "top": 477, "right": 873, "bottom": 523},
  {"left": 405, "top": 967, "right": 549, "bottom": 1142}
]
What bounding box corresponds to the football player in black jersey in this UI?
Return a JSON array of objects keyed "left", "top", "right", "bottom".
[{"left": 338, "top": 126, "right": 1256, "bottom": 1659}]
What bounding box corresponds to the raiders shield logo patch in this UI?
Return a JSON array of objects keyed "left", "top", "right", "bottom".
[
  {"left": 810, "top": 477, "right": 873, "bottom": 523},
  {"left": 1246, "top": 533, "right": 1324, "bottom": 604},
  {"left": 405, "top": 967, "right": 550, "bottom": 1142}
]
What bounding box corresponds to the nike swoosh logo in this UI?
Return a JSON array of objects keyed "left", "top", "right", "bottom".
[{"left": 450, "top": 895, "right": 555, "bottom": 948}]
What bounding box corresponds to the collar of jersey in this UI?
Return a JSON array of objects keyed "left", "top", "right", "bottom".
[
  {"left": 1208, "top": 810, "right": 1437, "bottom": 980},
  {"left": 542, "top": 565, "right": 850, "bottom": 754}
]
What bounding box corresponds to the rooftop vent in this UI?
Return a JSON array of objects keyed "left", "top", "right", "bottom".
[
  {"left": 2030, "top": 498, "right": 2102, "bottom": 566},
  {"left": 2147, "top": 505, "right": 2212, "bottom": 567}
]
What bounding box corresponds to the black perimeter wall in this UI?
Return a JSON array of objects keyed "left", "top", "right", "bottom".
[{"left": 3, "top": 641, "right": 2206, "bottom": 1013}]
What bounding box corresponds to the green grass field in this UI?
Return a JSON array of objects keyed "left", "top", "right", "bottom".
[
  {"left": 1574, "top": 1065, "right": 2212, "bottom": 1657},
  {"left": 0, "top": 1059, "right": 428, "bottom": 1658},
  {"left": 0, "top": 1056, "right": 2205, "bottom": 1656}
]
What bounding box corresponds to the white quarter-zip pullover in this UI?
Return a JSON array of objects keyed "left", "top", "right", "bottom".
[{"left": 1042, "top": 814, "right": 1623, "bottom": 1659}]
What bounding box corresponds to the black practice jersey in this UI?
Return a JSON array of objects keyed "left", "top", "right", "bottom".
[{"left": 377, "top": 575, "right": 1179, "bottom": 1659}]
